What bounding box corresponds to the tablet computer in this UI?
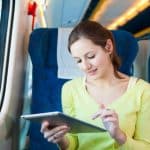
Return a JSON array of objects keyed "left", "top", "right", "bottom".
[{"left": 21, "top": 111, "right": 106, "bottom": 134}]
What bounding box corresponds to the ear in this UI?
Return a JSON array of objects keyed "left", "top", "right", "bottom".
[{"left": 105, "top": 39, "right": 113, "bottom": 54}]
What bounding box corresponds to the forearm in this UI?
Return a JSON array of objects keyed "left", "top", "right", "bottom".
[{"left": 113, "top": 129, "right": 127, "bottom": 145}]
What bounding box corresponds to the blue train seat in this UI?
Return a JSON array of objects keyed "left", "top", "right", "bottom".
[
  {"left": 28, "top": 28, "right": 68, "bottom": 150},
  {"left": 28, "top": 28, "right": 138, "bottom": 150}
]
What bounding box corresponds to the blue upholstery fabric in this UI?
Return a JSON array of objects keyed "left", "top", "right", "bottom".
[
  {"left": 28, "top": 28, "right": 68, "bottom": 150},
  {"left": 28, "top": 28, "right": 138, "bottom": 150},
  {"left": 112, "top": 30, "right": 139, "bottom": 75}
]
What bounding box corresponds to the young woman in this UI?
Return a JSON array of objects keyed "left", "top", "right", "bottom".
[{"left": 41, "top": 21, "right": 150, "bottom": 150}]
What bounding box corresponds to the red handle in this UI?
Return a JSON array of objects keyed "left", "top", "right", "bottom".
[{"left": 28, "top": 1, "right": 37, "bottom": 30}]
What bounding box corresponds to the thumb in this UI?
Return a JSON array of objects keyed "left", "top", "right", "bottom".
[{"left": 40, "top": 120, "right": 50, "bottom": 133}]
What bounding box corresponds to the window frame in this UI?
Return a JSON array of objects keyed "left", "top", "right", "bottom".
[{"left": 0, "top": 0, "right": 15, "bottom": 108}]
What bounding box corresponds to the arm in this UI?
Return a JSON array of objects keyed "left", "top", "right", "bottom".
[
  {"left": 60, "top": 82, "right": 79, "bottom": 150},
  {"left": 120, "top": 84, "right": 150, "bottom": 149}
]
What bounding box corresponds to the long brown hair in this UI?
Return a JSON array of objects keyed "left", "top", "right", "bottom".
[{"left": 68, "top": 20, "right": 121, "bottom": 78}]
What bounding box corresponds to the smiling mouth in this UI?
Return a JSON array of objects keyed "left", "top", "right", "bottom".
[{"left": 87, "top": 69, "right": 97, "bottom": 75}]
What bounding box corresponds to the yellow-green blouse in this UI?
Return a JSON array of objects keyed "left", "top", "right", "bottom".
[{"left": 61, "top": 77, "right": 150, "bottom": 150}]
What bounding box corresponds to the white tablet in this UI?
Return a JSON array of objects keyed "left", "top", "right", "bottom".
[{"left": 21, "top": 111, "right": 106, "bottom": 134}]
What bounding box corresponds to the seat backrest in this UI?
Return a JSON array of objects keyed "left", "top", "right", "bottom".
[{"left": 28, "top": 28, "right": 138, "bottom": 150}]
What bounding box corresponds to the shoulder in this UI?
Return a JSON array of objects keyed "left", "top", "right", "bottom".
[
  {"left": 136, "top": 78, "right": 150, "bottom": 91},
  {"left": 62, "top": 77, "right": 84, "bottom": 91},
  {"left": 128, "top": 77, "right": 150, "bottom": 99},
  {"left": 128, "top": 78, "right": 150, "bottom": 110},
  {"left": 135, "top": 78, "right": 150, "bottom": 103},
  {"left": 63, "top": 77, "right": 84, "bottom": 88}
]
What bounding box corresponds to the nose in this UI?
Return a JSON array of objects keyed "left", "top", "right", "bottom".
[{"left": 81, "top": 60, "right": 91, "bottom": 71}]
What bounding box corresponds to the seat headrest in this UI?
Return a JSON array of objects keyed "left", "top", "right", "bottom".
[
  {"left": 28, "top": 28, "right": 58, "bottom": 67},
  {"left": 112, "top": 30, "right": 139, "bottom": 75}
]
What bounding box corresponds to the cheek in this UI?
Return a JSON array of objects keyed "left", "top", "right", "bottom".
[{"left": 93, "top": 55, "right": 107, "bottom": 66}]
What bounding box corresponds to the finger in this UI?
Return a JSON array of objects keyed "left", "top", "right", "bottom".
[
  {"left": 101, "top": 111, "right": 114, "bottom": 118},
  {"left": 54, "top": 127, "right": 70, "bottom": 139},
  {"left": 44, "top": 126, "right": 69, "bottom": 139},
  {"left": 103, "top": 117, "right": 118, "bottom": 123},
  {"left": 47, "top": 135, "right": 57, "bottom": 143},
  {"left": 100, "top": 103, "right": 106, "bottom": 109},
  {"left": 92, "top": 106, "right": 114, "bottom": 120},
  {"left": 48, "top": 135, "right": 63, "bottom": 143},
  {"left": 41, "top": 120, "right": 50, "bottom": 133},
  {"left": 47, "top": 129, "right": 69, "bottom": 143},
  {"left": 54, "top": 128, "right": 70, "bottom": 138},
  {"left": 92, "top": 110, "right": 102, "bottom": 120},
  {"left": 52, "top": 137, "right": 62, "bottom": 143},
  {"left": 101, "top": 109, "right": 116, "bottom": 118},
  {"left": 52, "top": 129, "right": 69, "bottom": 143},
  {"left": 51, "top": 125, "right": 69, "bottom": 134},
  {"left": 92, "top": 105, "right": 109, "bottom": 120},
  {"left": 52, "top": 134, "right": 66, "bottom": 143}
]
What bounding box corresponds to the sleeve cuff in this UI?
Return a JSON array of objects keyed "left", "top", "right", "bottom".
[
  {"left": 120, "top": 136, "right": 133, "bottom": 149},
  {"left": 66, "top": 134, "right": 77, "bottom": 150},
  {"left": 57, "top": 134, "right": 77, "bottom": 150},
  {"left": 113, "top": 136, "right": 132, "bottom": 149}
]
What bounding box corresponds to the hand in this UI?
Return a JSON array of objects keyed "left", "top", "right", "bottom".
[
  {"left": 40, "top": 121, "right": 70, "bottom": 148},
  {"left": 92, "top": 104, "right": 126, "bottom": 145}
]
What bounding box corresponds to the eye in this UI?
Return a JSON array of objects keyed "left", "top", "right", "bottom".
[
  {"left": 75, "top": 59, "right": 82, "bottom": 63},
  {"left": 87, "top": 55, "right": 95, "bottom": 59}
]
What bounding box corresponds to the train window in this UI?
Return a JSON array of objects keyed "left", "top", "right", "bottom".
[
  {"left": 0, "top": 1, "right": 1, "bottom": 21},
  {"left": 0, "top": 0, "right": 14, "bottom": 108}
]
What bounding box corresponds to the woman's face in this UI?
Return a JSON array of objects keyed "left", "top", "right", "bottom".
[{"left": 70, "top": 38, "right": 113, "bottom": 80}]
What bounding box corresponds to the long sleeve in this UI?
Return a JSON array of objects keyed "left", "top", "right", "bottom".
[
  {"left": 59, "top": 78, "right": 150, "bottom": 150},
  {"left": 61, "top": 82, "right": 78, "bottom": 150},
  {"left": 120, "top": 83, "right": 150, "bottom": 150}
]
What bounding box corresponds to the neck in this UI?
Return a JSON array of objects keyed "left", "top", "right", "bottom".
[
  {"left": 85, "top": 63, "right": 123, "bottom": 87},
  {"left": 86, "top": 73, "right": 119, "bottom": 88}
]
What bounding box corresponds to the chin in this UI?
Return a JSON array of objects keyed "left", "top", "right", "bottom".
[{"left": 87, "top": 74, "right": 100, "bottom": 80}]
